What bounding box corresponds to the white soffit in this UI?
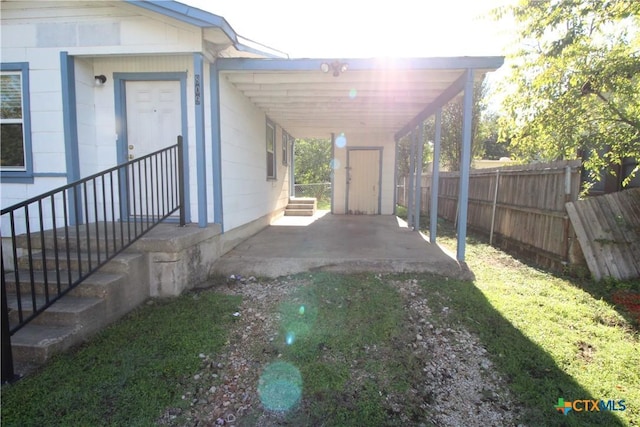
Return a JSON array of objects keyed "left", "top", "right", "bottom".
[{"left": 219, "top": 58, "right": 502, "bottom": 139}]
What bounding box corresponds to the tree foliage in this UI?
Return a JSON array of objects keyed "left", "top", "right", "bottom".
[
  {"left": 293, "top": 138, "right": 332, "bottom": 184},
  {"left": 478, "top": 112, "right": 511, "bottom": 160},
  {"left": 397, "top": 82, "right": 495, "bottom": 176},
  {"left": 497, "top": 0, "right": 640, "bottom": 185}
]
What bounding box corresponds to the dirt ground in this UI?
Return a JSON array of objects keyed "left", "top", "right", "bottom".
[{"left": 157, "top": 275, "right": 520, "bottom": 426}]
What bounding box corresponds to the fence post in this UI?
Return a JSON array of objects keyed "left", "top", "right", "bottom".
[
  {"left": 1, "top": 250, "right": 16, "bottom": 383},
  {"left": 489, "top": 169, "right": 500, "bottom": 245},
  {"left": 563, "top": 165, "right": 572, "bottom": 262},
  {"left": 402, "top": 177, "right": 406, "bottom": 207},
  {"left": 177, "top": 136, "right": 186, "bottom": 227}
]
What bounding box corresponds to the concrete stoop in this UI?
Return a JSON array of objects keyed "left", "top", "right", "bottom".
[
  {"left": 285, "top": 197, "right": 316, "bottom": 216},
  {"left": 4, "top": 214, "right": 273, "bottom": 375},
  {"left": 5, "top": 247, "right": 149, "bottom": 370}
]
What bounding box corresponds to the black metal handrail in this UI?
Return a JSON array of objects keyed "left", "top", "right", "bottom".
[{"left": 1, "top": 137, "right": 186, "bottom": 383}]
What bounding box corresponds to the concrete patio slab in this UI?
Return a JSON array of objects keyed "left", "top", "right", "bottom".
[{"left": 212, "top": 211, "right": 473, "bottom": 280}]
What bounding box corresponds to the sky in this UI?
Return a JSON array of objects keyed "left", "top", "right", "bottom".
[{"left": 182, "top": 0, "right": 517, "bottom": 59}]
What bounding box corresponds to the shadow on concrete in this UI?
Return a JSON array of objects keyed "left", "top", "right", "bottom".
[{"left": 212, "top": 211, "right": 474, "bottom": 280}]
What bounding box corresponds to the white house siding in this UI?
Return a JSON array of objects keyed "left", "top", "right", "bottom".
[
  {"left": 0, "top": 8, "right": 68, "bottom": 220},
  {"left": 76, "top": 58, "right": 98, "bottom": 177},
  {"left": 1, "top": 1, "right": 208, "bottom": 228},
  {"left": 332, "top": 132, "right": 396, "bottom": 215},
  {"left": 219, "top": 77, "right": 290, "bottom": 231},
  {"left": 91, "top": 55, "right": 205, "bottom": 222},
  {"left": 0, "top": 1, "right": 202, "bottom": 56}
]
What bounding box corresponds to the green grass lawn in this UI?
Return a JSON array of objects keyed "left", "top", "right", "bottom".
[
  {"left": 396, "top": 206, "right": 639, "bottom": 425},
  {"left": 1, "top": 292, "right": 241, "bottom": 426},
  {"left": 1, "top": 213, "right": 638, "bottom": 426},
  {"left": 432, "top": 232, "right": 639, "bottom": 426}
]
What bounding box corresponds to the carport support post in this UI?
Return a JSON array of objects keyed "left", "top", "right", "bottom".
[
  {"left": 456, "top": 69, "right": 474, "bottom": 261},
  {"left": 430, "top": 108, "right": 442, "bottom": 243},
  {"left": 290, "top": 138, "right": 296, "bottom": 197},
  {"left": 414, "top": 124, "right": 425, "bottom": 230},
  {"left": 407, "top": 131, "right": 416, "bottom": 228},
  {"left": 393, "top": 138, "right": 399, "bottom": 215}
]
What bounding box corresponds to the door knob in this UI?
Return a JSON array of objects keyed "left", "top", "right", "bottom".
[
  {"left": 128, "top": 154, "right": 134, "bottom": 160},
  {"left": 128, "top": 145, "right": 134, "bottom": 150}
]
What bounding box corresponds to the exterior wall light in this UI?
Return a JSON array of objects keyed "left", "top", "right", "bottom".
[
  {"left": 94, "top": 75, "right": 107, "bottom": 86},
  {"left": 320, "top": 61, "right": 348, "bottom": 77}
]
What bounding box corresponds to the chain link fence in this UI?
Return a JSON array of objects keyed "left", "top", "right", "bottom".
[{"left": 294, "top": 183, "right": 331, "bottom": 209}]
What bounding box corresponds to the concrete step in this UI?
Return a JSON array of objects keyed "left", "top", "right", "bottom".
[
  {"left": 289, "top": 197, "right": 317, "bottom": 206},
  {"left": 11, "top": 324, "right": 83, "bottom": 366},
  {"left": 285, "top": 209, "right": 315, "bottom": 216},
  {"left": 16, "top": 250, "right": 144, "bottom": 275},
  {"left": 7, "top": 293, "right": 105, "bottom": 328},
  {"left": 4, "top": 269, "right": 130, "bottom": 299},
  {"left": 13, "top": 221, "right": 147, "bottom": 252},
  {"left": 286, "top": 203, "right": 316, "bottom": 210}
]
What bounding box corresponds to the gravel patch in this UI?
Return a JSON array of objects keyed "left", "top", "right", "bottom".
[{"left": 157, "top": 275, "right": 519, "bottom": 426}]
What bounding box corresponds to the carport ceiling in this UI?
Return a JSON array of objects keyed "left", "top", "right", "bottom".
[{"left": 217, "top": 57, "right": 504, "bottom": 139}]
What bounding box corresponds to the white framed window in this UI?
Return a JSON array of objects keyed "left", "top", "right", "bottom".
[
  {"left": 1, "top": 63, "right": 33, "bottom": 182},
  {"left": 266, "top": 119, "right": 276, "bottom": 180}
]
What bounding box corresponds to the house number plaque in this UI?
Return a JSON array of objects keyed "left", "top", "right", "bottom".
[{"left": 195, "top": 74, "right": 201, "bottom": 105}]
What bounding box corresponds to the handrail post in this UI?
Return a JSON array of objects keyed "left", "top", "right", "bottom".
[
  {"left": 177, "top": 136, "right": 186, "bottom": 227},
  {"left": 1, "top": 249, "right": 16, "bottom": 383}
]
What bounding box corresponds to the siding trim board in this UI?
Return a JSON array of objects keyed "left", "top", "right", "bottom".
[
  {"left": 193, "top": 53, "right": 207, "bottom": 228},
  {"left": 60, "top": 53, "right": 80, "bottom": 184},
  {"left": 209, "top": 61, "right": 224, "bottom": 231},
  {"left": 113, "top": 71, "right": 191, "bottom": 223},
  {"left": 60, "top": 53, "right": 82, "bottom": 225}
]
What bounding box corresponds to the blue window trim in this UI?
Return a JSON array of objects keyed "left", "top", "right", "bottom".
[{"left": 1, "top": 62, "right": 34, "bottom": 183}]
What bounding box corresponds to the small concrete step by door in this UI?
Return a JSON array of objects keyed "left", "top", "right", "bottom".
[
  {"left": 285, "top": 197, "right": 317, "bottom": 216},
  {"left": 4, "top": 225, "right": 149, "bottom": 374}
]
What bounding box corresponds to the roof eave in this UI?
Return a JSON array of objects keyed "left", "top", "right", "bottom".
[{"left": 125, "top": 0, "right": 285, "bottom": 58}]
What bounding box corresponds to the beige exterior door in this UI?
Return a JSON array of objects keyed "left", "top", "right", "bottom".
[
  {"left": 125, "top": 81, "right": 181, "bottom": 217},
  {"left": 346, "top": 149, "right": 381, "bottom": 215}
]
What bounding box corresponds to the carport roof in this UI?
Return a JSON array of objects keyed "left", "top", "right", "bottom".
[{"left": 216, "top": 56, "right": 504, "bottom": 139}]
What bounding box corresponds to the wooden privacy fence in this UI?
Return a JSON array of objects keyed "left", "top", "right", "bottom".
[
  {"left": 566, "top": 188, "right": 640, "bottom": 281},
  {"left": 398, "top": 160, "right": 583, "bottom": 270}
]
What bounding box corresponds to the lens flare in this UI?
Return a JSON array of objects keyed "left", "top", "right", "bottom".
[
  {"left": 335, "top": 133, "right": 347, "bottom": 148},
  {"left": 298, "top": 305, "right": 305, "bottom": 315},
  {"left": 349, "top": 88, "right": 357, "bottom": 99},
  {"left": 258, "top": 362, "right": 302, "bottom": 412},
  {"left": 286, "top": 331, "right": 295, "bottom": 345},
  {"left": 330, "top": 158, "right": 341, "bottom": 169}
]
